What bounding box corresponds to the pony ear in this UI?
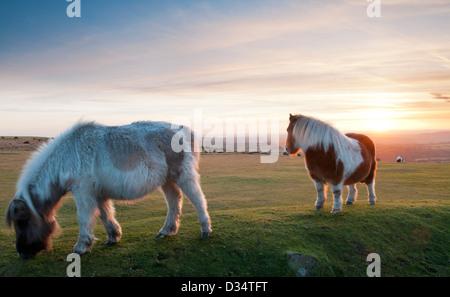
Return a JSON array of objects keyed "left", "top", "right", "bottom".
[{"left": 7, "top": 199, "right": 31, "bottom": 223}]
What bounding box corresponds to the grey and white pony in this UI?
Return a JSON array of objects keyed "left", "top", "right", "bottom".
[{"left": 6, "top": 121, "right": 212, "bottom": 258}]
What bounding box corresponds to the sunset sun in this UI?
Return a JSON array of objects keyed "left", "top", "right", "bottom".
[
  {"left": 359, "top": 109, "right": 395, "bottom": 132},
  {"left": 365, "top": 119, "right": 393, "bottom": 132}
]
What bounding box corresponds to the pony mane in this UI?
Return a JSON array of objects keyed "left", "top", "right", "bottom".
[
  {"left": 16, "top": 121, "right": 98, "bottom": 214},
  {"left": 292, "top": 115, "right": 356, "bottom": 153}
]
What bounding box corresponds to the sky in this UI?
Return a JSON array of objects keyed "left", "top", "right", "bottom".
[{"left": 0, "top": 0, "right": 449, "bottom": 136}]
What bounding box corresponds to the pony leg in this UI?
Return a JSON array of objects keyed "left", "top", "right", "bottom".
[
  {"left": 331, "top": 184, "right": 343, "bottom": 214},
  {"left": 366, "top": 181, "right": 377, "bottom": 205},
  {"left": 73, "top": 191, "right": 99, "bottom": 255},
  {"left": 345, "top": 184, "right": 358, "bottom": 205},
  {"left": 98, "top": 199, "right": 122, "bottom": 245},
  {"left": 177, "top": 174, "right": 212, "bottom": 238},
  {"left": 314, "top": 181, "right": 327, "bottom": 210},
  {"left": 155, "top": 180, "right": 183, "bottom": 238}
]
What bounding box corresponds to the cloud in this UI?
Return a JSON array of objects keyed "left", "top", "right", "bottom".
[
  {"left": 1, "top": 0, "right": 450, "bottom": 135},
  {"left": 430, "top": 92, "right": 450, "bottom": 102}
]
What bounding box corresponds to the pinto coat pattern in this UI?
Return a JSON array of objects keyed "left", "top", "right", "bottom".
[
  {"left": 6, "top": 121, "right": 212, "bottom": 258},
  {"left": 286, "top": 114, "right": 377, "bottom": 213}
]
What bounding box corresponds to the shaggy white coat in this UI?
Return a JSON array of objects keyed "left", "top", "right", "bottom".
[{"left": 13, "top": 121, "right": 212, "bottom": 255}]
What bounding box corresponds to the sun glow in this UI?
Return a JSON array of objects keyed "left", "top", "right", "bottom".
[
  {"left": 364, "top": 119, "right": 393, "bottom": 132},
  {"left": 358, "top": 109, "right": 396, "bottom": 132}
]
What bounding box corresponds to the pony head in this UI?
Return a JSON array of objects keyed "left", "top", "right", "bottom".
[
  {"left": 6, "top": 196, "right": 57, "bottom": 258},
  {"left": 286, "top": 113, "right": 302, "bottom": 156}
]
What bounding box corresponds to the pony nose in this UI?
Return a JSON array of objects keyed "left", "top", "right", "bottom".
[{"left": 19, "top": 252, "right": 34, "bottom": 259}]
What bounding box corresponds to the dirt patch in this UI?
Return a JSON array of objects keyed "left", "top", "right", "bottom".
[{"left": 412, "top": 227, "right": 431, "bottom": 245}]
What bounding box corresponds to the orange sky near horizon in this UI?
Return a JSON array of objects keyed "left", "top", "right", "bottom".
[{"left": 0, "top": 0, "right": 449, "bottom": 137}]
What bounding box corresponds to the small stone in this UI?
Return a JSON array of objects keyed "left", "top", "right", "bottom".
[{"left": 286, "top": 252, "right": 318, "bottom": 277}]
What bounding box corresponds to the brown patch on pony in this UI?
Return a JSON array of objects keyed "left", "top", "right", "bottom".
[
  {"left": 344, "top": 133, "right": 377, "bottom": 185},
  {"left": 164, "top": 147, "right": 185, "bottom": 180},
  {"left": 106, "top": 136, "right": 146, "bottom": 171},
  {"left": 105, "top": 127, "right": 160, "bottom": 172},
  {"left": 304, "top": 144, "right": 344, "bottom": 186}
]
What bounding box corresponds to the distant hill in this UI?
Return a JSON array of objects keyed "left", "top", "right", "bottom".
[
  {"left": 277, "top": 130, "right": 450, "bottom": 146},
  {"left": 2, "top": 131, "right": 450, "bottom": 163},
  {"left": 357, "top": 131, "right": 450, "bottom": 162},
  {"left": 368, "top": 131, "right": 450, "bottom": 145},
  {"left": 0, "top": 136, "right": 49, "bottom": 151},
  {"left": 278, "top": 130, "right": 450, "bottom": 163}
]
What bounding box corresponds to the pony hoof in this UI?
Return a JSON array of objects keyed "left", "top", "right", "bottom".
[
  {"left": 315, "top": 206, "right": 323, "bottom": 210},
  {"left": 345, "top": 201, "right": 353, "bottom": 205},
  {"left": 103, "top": 241, "right": 117, "bottom": 246},
  {"left": 201, "top": 232, "right": 210, "bottom": 239},
  {"left": 73, "top": 242, "right": 92, "bottom": 255},
  {"left": 155, "top": 233, "right": 165, "bottom": 238},
  {"left": 369, "top": 201, "right": 376, "bottom": 205},
  {"left": 331, "top": 209, "right": 341, "bottom": 214}
]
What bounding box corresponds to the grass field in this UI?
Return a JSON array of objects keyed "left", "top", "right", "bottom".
[{"left": 0, "top": 151, "right": 449, "bottom": 277}]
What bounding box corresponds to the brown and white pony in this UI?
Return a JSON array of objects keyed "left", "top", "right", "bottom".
[{"left": 286, "top": 114, "right": 377, "bottom": 213}]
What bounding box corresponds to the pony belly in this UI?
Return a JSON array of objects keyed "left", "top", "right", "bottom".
[
  {"left": 344, "top": 133, "right": 376, "bottom": 185},
  {"left": 106, "top": 180, "right": 159, "bottom": 200},
  {"left": 342, "top": 147, "right": 373, "bottom": 185},
  {"left": 98, "top": 166, "right": 166, "bottom": 200},
  {"left": 343, "top": 160, "right": 371, "bottom": 185}
]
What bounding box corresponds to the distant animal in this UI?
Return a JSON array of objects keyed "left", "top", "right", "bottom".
[
  {"left": 396, "top": 156, "right": 403, "bottom": 163},
  {"left": 286, "top": 114, "right": 377, "bottom": 213},
  {"left": 6, "top": 121, "right": 212, "bottom": 258}
]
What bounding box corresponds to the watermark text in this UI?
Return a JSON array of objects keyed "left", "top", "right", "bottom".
[
  {"left": 66, "top": 0, "right": 81, "bottom": 18},
  {"left": 171, "top": 110, "right": 280, "bottom": 163}
]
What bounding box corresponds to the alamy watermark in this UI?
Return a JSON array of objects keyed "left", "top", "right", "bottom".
[
  {"left": 367, "top": 0, "right": 381, "bottom": 18},
  {"left": 65, "top": 251, "right": 380, "bottom": 277},
  {"left": 66, "top": 0, "right": 81, "bottom": 18},
  {"left": 66, "top": 253, "right": 81, "bottom": 277},
  {"left": 366, "top": 253, "right": 381, "bottom": 277},
  {"left": 65, "top": 2, "right": 380, "bottom": 20},
  {"left": 170, "top": 109, "right": 280, "bottom": 163}
]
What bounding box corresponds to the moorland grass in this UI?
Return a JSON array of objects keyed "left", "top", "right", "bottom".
[{"left": 0, "top": 152, "right": 448, "bottom": 276}]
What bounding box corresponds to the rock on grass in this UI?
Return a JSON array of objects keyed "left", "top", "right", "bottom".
[{"left": 286, "top": 252, "right": 318, "bottom": 277}]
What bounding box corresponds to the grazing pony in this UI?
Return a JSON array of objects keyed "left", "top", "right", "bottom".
[
  {"left": 6, "top": 121, "right": 212, "bottom": 258},
  {"left": 286, "top": 114, "right": 377, "bottom": 213}
]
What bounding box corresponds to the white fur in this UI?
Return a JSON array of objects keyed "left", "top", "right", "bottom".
[
  {"left": 292, "top": 115, "right": 363, "bottom": 182},
  {"left": 346, "top": 183, "right": 358, "bottom": 204},
  {"left": 14, "top": 121, "right": 212, "bottom": 254}
]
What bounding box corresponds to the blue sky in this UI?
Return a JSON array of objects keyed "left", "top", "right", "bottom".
[{"left": 1, "top": 0, "right": 450, "bottom": 136}]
